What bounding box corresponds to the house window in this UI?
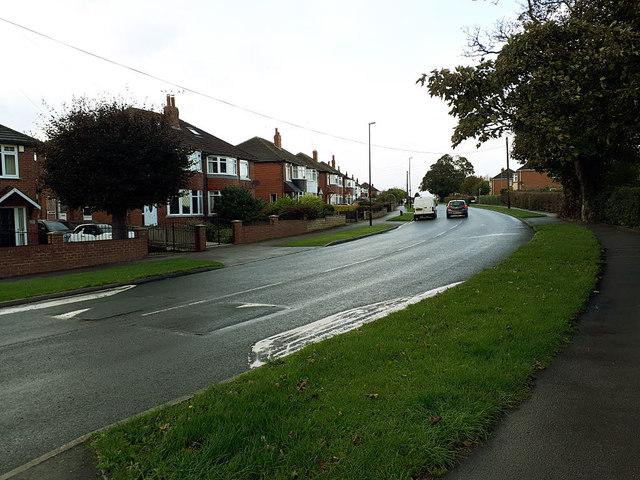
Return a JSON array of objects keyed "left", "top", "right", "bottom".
[
  {"left": 0, "top": 207, "right": 27, "bottom": 247},
  {"left": 285, "top": 164, "right": 292, "bottom": 181},
  {"left": 329, "top": 174, "right": 341, "bottom": 186},
  {"left": 83, "top": 207, "right": 92, "bottom": 221},
  {"left": 239, "top": 160, "right": 250, "bottom": 179},
  {"left": 292, "top": 166, "right": 306, "bottom": 179},
  {"left": 208, "top": 190, "right": 221, "bottom": 214},
  {"left": 169, "top": 190, "right": 203, "bottom": 216},
  {"left": 1, "top": 145, "right": 18, "bottom": 178},
  {"left": 307, "top": 169, "right": 317, "bottom": 182},
  {"left": 270, "top": 194, "right": 277, "bottom": 203},
  {"left": 207, "top": 156, "right": 237, "bottom": 175},
  {"left": 188, "top": 151, "right": 202, "bottom": 172}
]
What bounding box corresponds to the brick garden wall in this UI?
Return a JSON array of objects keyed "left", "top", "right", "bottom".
[
  {"left": 0, "top": 230, "right": 148, "bottom": 279},
  {"left": 232, "top": 215, "right": 346, "bottom": 244}
]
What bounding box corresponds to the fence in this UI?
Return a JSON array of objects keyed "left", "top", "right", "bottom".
[
  {"left": 204, "top": 216, "right": 234, "bottom": 244},
  {"left": 147, "top": 225, "right": 198, "bottom": 252}
]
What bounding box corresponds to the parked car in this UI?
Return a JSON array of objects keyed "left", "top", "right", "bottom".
[
  {"left": 413, "top": 192, "right": 438, "bottom": 220},
  {"left": 64, "top": 223, "right": 135, "bottom": 242},
  {"left": 38, "top": 220, "right": 72, "bottom": 244},
  {"left": 446, "top": 200, "right": 468, "bottom": 218}
]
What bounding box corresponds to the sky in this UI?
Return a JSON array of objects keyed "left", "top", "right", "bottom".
[{"left": 1, "top": 0, "right": 523, "bottom": 193}]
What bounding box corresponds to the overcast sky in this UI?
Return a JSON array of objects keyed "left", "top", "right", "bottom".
[{"left": 1, "top": 0, "right": 522, "bottom": 193}]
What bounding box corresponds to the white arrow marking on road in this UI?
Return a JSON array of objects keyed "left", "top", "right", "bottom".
[
  {"left": 0, "top": 285, "right": 136, "bottom": 317},
  {"left": 249, "top": 281, "right": 463, "bottom": 369},
  {"left": 52, "top": 308, "right": 91, "bottom": 320}
]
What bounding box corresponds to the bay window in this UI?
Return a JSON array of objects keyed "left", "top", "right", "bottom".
[
  {"left": 168, "top": 190, "right": 203, "bottom": 216},
  {"left": 207, "top": 156, "right": 237, "bottom": 175}
]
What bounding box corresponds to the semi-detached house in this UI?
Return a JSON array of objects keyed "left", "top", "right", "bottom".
[
  {"left": 237, "top": 129, "right": 318, "bottom": 203},
  {"left": 0, "top": 123, "right": 41, "bottom": 247}
]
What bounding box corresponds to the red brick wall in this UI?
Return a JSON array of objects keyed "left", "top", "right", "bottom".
[
  {"left": 232, "top": 215, "right": 347, "bottom": 244},
  {"left": 0, "top": 231, "right": 148, "bottom": 279},
  {"left": 0, "top": 146, "right": 39, "bottom": 199},
  {"left": 491, "top": 178, "right": 509, "bottom": 195},
  {"left": 517, "top": 170, "right": 562, "bottom": 190},
  {"left": 253, "top": 162, "right": 285, "bottom": 202}
]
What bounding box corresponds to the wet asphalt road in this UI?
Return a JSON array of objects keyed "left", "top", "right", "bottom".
[{"left": 0, "top": 206, "right": 531, "bottom": 475}]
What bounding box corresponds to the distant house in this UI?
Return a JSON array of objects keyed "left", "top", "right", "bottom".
[
  {"left": 0, "top": 123, "right": 41, "bottom": 247},
  {"left": 237, "top": 129, "right": 312, "bottom": 203},
  {"left": 515, "top": 164, "right": 562, "bottom": 191},
  {"left": 490, "top": 168, "right": 516, "bottom": 195},
  {"left": 359, "top": 182, "right": 379, "bottom": 199}
]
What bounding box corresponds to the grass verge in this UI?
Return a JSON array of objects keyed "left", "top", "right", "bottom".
[
  {"left": 92, "top": 224, "right": 600, "bottom": 479},
  {"left": 388, "top": 212, "right": 414, "bottom": 222},
  {"left": 0, "top": 259, "right": 222, "bottom": 302},
  {"left": 275, "top": 225, "right": 395, "bottom": 247},
  {"left": 472, "top": 205, "right": 547, "bottom": 218}
]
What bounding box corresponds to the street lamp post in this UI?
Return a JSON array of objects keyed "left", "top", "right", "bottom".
[
  {"left": 408, "top": 157, "right": 413, "bottom": 206},
  {"left": 368, "top": 122, "right": 375, "bottom": 226}
]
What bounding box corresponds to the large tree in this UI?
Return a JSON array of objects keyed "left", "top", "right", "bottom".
[
  {"left": 420, "top": 0, "right": 640, "bottom": 221},
  {"left": 419, "top": 154, "right": 474, "bottom": 199},
  {"left": 40, "top": 97, "right": 192, "bottom": 238}
]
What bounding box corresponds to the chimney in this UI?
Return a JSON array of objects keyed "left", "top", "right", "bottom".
[
  {"left": 163, "top": 94, "right": 180, "bottom": 128},
  {"left": 274, "top": 128, "right": 282, "bottom": 148},
  {"left": 331, "top": 155, "right": 335, "bottom": 168},
  {"left": 313, "top": 150, "right": 318, "bottom": 162}
]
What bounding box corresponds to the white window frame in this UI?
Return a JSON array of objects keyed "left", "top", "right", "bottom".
[
  {"left": 292, "top": 166, "right": 306, "bottom": 180},
  {"left": 307, "top": 169, "right": 317, "bottom": 182},
  {"left": 168, "top": 189, "right": 203, "bottom": 216},
  {"left": 329, "top": 174, "right": 341, "bottom": 186},
  {"left": 1, "top": 145, "right": 19, "bottom": 178},
  {"left": 285, "top": 164, "right": 292, "bottom": 181},
  {"left": 188, "top": 151, "right": 202, "bottom": 172},
  {"left": 239, "top": 160, "right": 250, "bottom": 180},
  {"left": 207, "top": 156, "right": 237, "bottom": 176},
  {"left": 208, "top": 190, "right": 221, "bottom": 215},
  {"left": 1, "top": 207, "right": 27, "bottom": 246}
]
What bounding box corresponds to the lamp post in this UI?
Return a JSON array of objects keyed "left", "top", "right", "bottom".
[
  {"left": 368, "top": 122, "right": 375, "bottom": 226},
  {"left": 408, "top": 157, "right": 413, "bottom": 206}
]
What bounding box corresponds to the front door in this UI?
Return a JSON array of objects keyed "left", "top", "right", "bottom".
[
  {"left": 143, "top": 205, "right": 158, "bottom": 226},
  {"left": 0, "top": 208, "right": 15, "bottom": 247}
]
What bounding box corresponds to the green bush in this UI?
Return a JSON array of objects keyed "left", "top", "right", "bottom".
[
  {"left": 261, "top": 196, "right": 298, "bottom": 217},
  {"left": 214, "top": 186, "right": 267, "bottom": 221},
  {"left": 279, "top": 204, "right": 319, "bottom": 220},
  {"left": 598, "top": 186, "right": 640, "bottom": 228},
  {"left": 477, "top": 192, "right": 563, "bottom": 213}
]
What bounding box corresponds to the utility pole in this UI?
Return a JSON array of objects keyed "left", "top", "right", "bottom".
[{"left": 506, "top": 136, "right": 511, "bottom": 209}]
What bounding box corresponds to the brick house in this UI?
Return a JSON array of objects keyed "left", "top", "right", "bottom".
[
  {"left": 490, "top": 168, "right": 516, "bottom": 195},
  {"left": 0, "top": 124, "right": 41, "bottom": 247},
  {"left": 515, "top": 164, "right": 562, "bottom": 191},
  {"left": 157, "top": 96, "right": 257, "bottom": 226},
  {"left": 236, "top": 129, "right": 313, "bottom": 203},
  {"left": 359, "top": 182, "right": 379, "bottom": 199},
  {"left": 48, "top": 96, "right": 256, "bottom": 227}
]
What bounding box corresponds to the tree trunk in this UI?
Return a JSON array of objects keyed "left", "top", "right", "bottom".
[
  {"left": 111, "top": 211, "right": 128, "bottom": 240},
  {"left": 574, "top": 158, "right": 597, "bottom": 223}
]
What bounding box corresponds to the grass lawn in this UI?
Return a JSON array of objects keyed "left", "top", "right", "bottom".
[
  {"left": 275, "top": 225, "right": 395, "bottom": 247},
  {"left": 388, "top": 212, "right": 414, "bottom": 222},
  {"left": 472, "top": 205, "right": 547, "bottom": 218},
  {"left": 0, "top": 258, "right": 222, "bottom": 302},
  {"left": 92, "top": 224, "right": 600, "bottom": 479}
]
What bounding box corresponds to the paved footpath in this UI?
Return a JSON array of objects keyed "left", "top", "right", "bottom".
[
  {"left": 4, "top": 221, "right": 639, "bottom": 480},
  {"left": 446, "top": 224, "right": 640, "bottom": 480}
]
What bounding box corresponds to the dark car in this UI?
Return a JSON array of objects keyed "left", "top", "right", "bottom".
[
  {"left": 38, "top": 220, "right": 72, "bottom": 244},
  {"left": 446, "top": 199, "right": 468, "bottom": 218}
]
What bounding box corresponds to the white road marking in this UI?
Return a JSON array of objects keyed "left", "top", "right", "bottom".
[
  {"left": 0, "top": 285, "right": 136, "bottom": 317},
  {"left": 249, "top": 281, "right": 463, "bottom": 369},
  {"left": 237, "top": 303, "right": 280, "bottom": 309},
  {"left": 142, "top": 282, "right": 284, "bottom": 317},
  {"left": 321, "top": 256, "right": 381, "bottom": 274},
  {"left": 52, "top": 308, "right": 91, "bottom": 320}
]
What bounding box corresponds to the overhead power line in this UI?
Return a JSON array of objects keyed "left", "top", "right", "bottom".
[{"left": 1, "top": 16, "right": 502, "bottom": 156}]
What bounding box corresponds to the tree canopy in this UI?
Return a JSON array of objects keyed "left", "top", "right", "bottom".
[
  {"left": 419, "top": 154, "right": 474, "bottom": 199},
  {"left": 420, "top": 0, "right": 640, "bottom": 220},
  {"left": 40, "top": 97, "right": 193, "bottom": 237}
]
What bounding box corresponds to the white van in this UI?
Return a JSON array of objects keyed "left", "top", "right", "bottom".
[{"left": 413, "top": 192, "right": 438, "bottom": 220}]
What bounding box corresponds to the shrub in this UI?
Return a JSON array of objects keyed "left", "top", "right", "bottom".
[
  {"left": 598, "top": 186, "right": 640, "bottom": 228},
  {"left": 214, "top": 186, "right": 267, "bottom": 221},
  {"left": 261, "top": 196, "right": 297, "bottom": 217},
  {"left": 279, "top": 204, "right": 319, "bottom": 220}
]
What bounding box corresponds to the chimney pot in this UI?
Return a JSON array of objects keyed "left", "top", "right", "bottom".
[
  {"left": 163, "top": 95, "right": 180, "bottom": 128},
  {"left": 274, "top": 128, "right": 282, "bottom": 148},
  {"left": 313, "top": 150, "right": 318, "bottom": 162}
]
